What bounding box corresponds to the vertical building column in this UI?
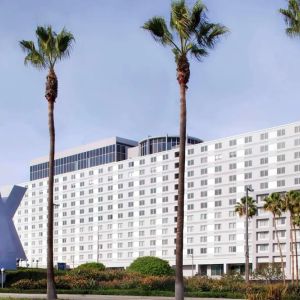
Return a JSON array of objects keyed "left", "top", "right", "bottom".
[{"left": 223, "top": 263, "right": 227, "bottom": 274}]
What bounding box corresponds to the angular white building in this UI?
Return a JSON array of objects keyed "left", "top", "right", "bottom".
[
  {"left": 15, "top": 122, "right": 300, "bottom": 277},
  {"left": 0, "top": 186, "right": 26, "bottom": 269}
]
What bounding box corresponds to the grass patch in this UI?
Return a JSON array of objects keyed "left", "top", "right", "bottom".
[
  {"left": 0, "top": 289, "right": 246, "bottom": 298},
  {"left": 187, "top": 290, "right": 245, "bottom": 299}
]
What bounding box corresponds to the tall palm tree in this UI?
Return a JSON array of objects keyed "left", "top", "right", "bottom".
[
  {"left": 280, "top": 0, "right": 300, "bottom": 37},
  {"left": 291, "top": 192, "right": 300, "bottom": 287},
  {"left": 142, "top": 2, "right": 228, "bottom": 299},
  {"left": 279, "top": 1, "right": 300, "bottom": 285},
  {"left": 282, "top": 190, "right": 299, "bottom": 286},
  {"left": 293, "top": 213, "right": 300, "bottom": 286},
  {"left": 20, "top": 26, "right": 74, "bottom": 300},
  {"left": 263, "top": 192, "right": 285, "bottom": 284},
  {"left": 235, "top": 196, "right": 257, "bottom": 282}
]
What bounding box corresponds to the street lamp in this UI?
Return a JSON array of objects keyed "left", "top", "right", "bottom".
[
  {"left": 188, "top": 250, "right": 194, "bottom": 277},
  {"left": 245, "top": 185, "right": 254, "bottom": 284},
  {"left": 97, "top": 225, "right": 100, "bottom": 263},
  {"left": 1, "top": 268, "right": 5, "bottom": 288}
]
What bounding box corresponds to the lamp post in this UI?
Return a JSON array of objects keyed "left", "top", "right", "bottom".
[
  {"left": 97, "top": 225, "right": 100, "bottom": 263},
  {"left": 245, "top": 185, "right": 254, "bottom": 284},
  {"left": 1, "top": 268, "right": 4, "bottom": 288},
  {"left": 188, "top": 250, "right": 194, "bottom": 277}
]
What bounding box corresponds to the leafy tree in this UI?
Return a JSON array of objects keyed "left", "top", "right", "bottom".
[
  {"left": 235, "top": 196, "right": 257, "bottom": 284},
  {"left": 127, "top": 256, "right": 175, "bottom": 276},
  {"left": 142, "top": 1, "right": 228, "bottom": 298},
  {"left": 263, "top": 192, "right": 285, "bottom": 284},
  {"left": 20, "top": 26, "right": 74, "bottom": 300}
]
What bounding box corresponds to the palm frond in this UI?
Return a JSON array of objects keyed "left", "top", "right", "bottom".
[
  {"left": 19, "top": 40, "right": 36, "bottom": 53},
  {"left": 286, "top": 26, "right": 300, "bottom": 36},
  {"left": 24, "top": 52, "right": 46, "bottom": 69},
  {"left": 142, "top": 0, "right": 227, "bottom": 67},
  {"left": 187, "top": 43, "right": 207, "bottom": 61},
  {"left": 36, "top": 26, "right": 55, "bottom": 64},
  {"left": 20, "top": 25, "right": 74, "bottom": 70},
  {"left": 197, "top": 22, "right": 229, "bottom": 49},
  {"left": 235, "top": 196, "right": 257, "bottom": 218},
  {"left": 143, "top": 17, "right": 174, "bottom": 46},
  {"left": 36, "top": 26, "right": 50, "bottom": 43},
  {"left": 19, "top": 40, "right": 46, "bottom": 69},
  {"left": 189, "top": 0, "right": 207, "bottom": 32},
  {"left": 55, "top": 28, "right": 75, "bottom": 60},
  {"left": 170, "top": 0, "right": 191, "bottom": 40},
  {"left": 280, "top": 0, "right": 300, "bottom": 37},
  {"left": 263, "top": 193, "right": 283, "bottom": 217}
]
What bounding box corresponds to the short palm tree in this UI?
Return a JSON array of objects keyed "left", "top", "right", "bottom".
[
  {"left": 263, "top": 192, "right": 285, "bottom": 284},
  {"left": 282, "top": 190, "right": 300, "bottom": 286},
  {"left": 20, "top": 26, "right": 74, "bottom": 300},
  {"left": 235, "top": 196, "right": 257, "bottom": 282},
  {"left": 142, "top": 2, "right": 228, "bottom": 299},
  {"left": 291, "top": 192, "right": 300, "bottom": 287},
  {"left": 280, "top": 0, "right": 300, "bottom": 37}
]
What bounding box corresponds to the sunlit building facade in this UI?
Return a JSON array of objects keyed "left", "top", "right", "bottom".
[{"left": 14, "top": 122, "right": 300, "bottom": 277}]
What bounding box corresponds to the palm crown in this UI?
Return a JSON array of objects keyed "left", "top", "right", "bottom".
[
  {"left": 235, "top": 196, "right": 257, "bottom": 218},
  {"left": 142, "top": 0, "right": 228, "bottom": 65},
  {"left": 282, "top": 190, "right": 300, "bottom": 213},
  {"left": 263, "top": 192, "right": 283, "bottom": 217},
  {"left": 20, "top": 26, "right": 74, "bottom": 70},
  {"left": 280, "top": 0, "right": 300, "bottom": 37}
]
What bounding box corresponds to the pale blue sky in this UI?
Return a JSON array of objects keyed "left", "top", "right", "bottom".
[{"left": 0, "top": 0, "right": 299, "bottom": 186}]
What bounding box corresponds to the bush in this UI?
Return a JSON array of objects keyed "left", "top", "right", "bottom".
[
  {"left": 11, "top": 278, "right": 47, "bottom": 290},
  {"left": 252, "top": 263, "right": 285, "bottom": 283},
  {"left": 73, "top": 262, "right": 105, "bottom": 271},
  {"left": 127, "top": 257, "right": 174, "bottom": 276},
  {"left": 6, "top": 269, "right": 46, "bottom": 286},
  {"left": 185, "top": 276, "right": 214, "bottom": 292},
  {"left": 69, "top": 269, "right": 126, "bottom": 281},
  {"left": 138, "top": 276, "right": 174, "bottom": 291}
]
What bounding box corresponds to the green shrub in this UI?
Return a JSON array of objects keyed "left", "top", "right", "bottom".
[
  {"left": 246, "top": 284, "right": 288, "bottom": 300},
  {"left": 252, "top": 263, "right": 285, "bottom": 283},
  {"left": 73, "top": 262, "right": 105, "bottom": 271},
  {"left": 5, "top": 268, "right": 66, "bottom": 286},
  {"left": 185, "top": 276, "right": 214, "bottom": 292},
  {"left": 6, "top": 269, "right": 46, "bottom": 286},
  {"left": 11, "top": 278, "right": 47, "bottom": 290},
  {"left": 69, "top": 269, "right": 126, "bottom": 281},
  {"left": 138, "top": 276, "right": 174, "bottom": 291},
  {"left": 127, "top": 257, "right": 174, "bottom": 276}
]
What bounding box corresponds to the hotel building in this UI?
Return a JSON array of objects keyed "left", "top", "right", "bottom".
[{"left": 14, "top": 122, "right": 300, "bottom": 277}]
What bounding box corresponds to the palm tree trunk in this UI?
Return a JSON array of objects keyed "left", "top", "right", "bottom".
[
  {"left": 245, "top": 195, "right": 249, "bottom": 284},
  {"left": 290, "top": 215, "right": 295, "bottom": 286},
  {"left": 273, "top": 215, "right": 285, "bottom": 285},
  {"left": 175, "top": 56, "right": 189, "bottom": 300},
  {"left": 46, "top": 69, "right": 58, "bottom": 300},
  {"left": 293, "top": 223, "right": 299, "bottom": 287}
]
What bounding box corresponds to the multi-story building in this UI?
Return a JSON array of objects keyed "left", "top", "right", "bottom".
[{"left": 14, "top": 122, "right": 300, "bottom": 277}]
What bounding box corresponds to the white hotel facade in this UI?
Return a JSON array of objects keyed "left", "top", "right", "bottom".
[{"left": 14, "top": 121, "right": 300, "bottom": 277}]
